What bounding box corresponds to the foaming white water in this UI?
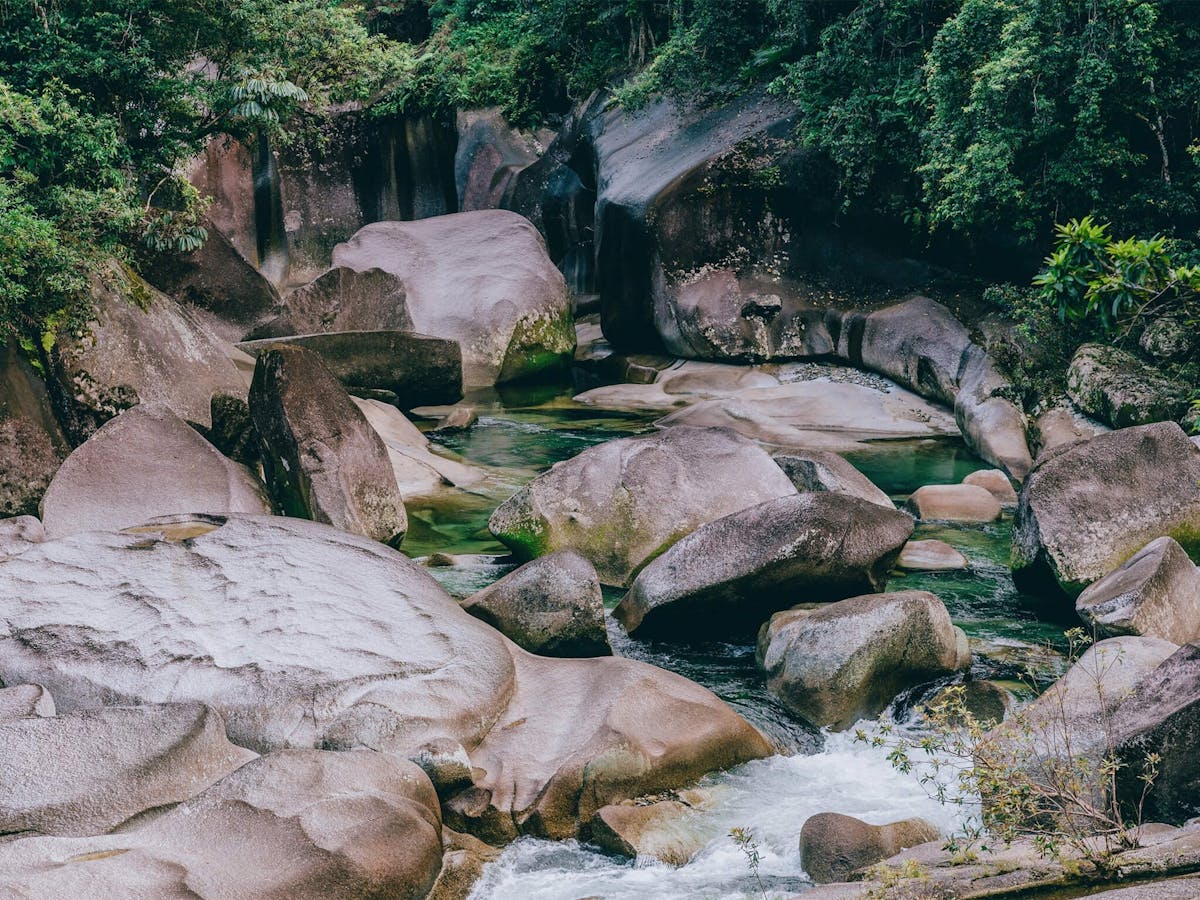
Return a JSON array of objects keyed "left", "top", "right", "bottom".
[{"left": 469, "top": 730, "right": 974, "bottom": 899}]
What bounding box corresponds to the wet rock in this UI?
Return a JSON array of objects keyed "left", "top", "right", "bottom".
[
  {"left": 0, "top": 684, "right": 55, "bottom": 720},
  {"left": 0, "top": 749, "right": 444, "bottom": 899},
  {"left": 615, "top": 493, "right": 913, "bottom": 640},
  {"left": 757, "top": 591, "right": 970, "bottom": 730},
  {"left": 490, "top": 426, "right": 798, "bottom": 587},
  {"left": 927, "top": 680, "right": 1010, "bottom": 725},
  {"left": 239, "top": 330, "right": 463, "bottom": 410},
  {"left": 461, "top": 551, "right": 611, "bottom": 657},
  {"left": 896, "top": 539, "right": 968, "bottom": 572},
  {"left": 39, "top": 403, "right": 272, "bottom": 538},
  {"left": 0, "top": 702, "right": 256, "bottom": 836},
  {"left": 50, "top": 268, "right": 246, "bottom": 441},
  {"left": 800, "top": 812, "right": 940, "bottom": 884},
  {"left": 1067, "top": 343, "right": 1189, "bottom": 429},
  {"left": 429, "top": 827, "right": 502, "bottom": 900},
  {"left": 774, "top": 450, "right": 894, "bottom": 509},
  {"left": 433, "top": 407, "right": 478, "bottom": 433},
  {"left": 1012, "top": 422, "right": 1200, "bottom": 598},
  {"left": 963, "top": 469, "right": 1018, "bottom": 505},
  {"left": 250, "top": 344, "right": 407, "bottom": 544},
  {"left": 332, "top": 211, "right": 575, "bottom": 385},
  {"left": 905, "top": 484, "right": 1001, "bottom": 523},
  {"left": 585, "top": 799, "right": 707, "bottom": 866},
  {"left": 0, "top": 514, "right": 771, "bottom": 841},
  {"left": 1076, "top": 537, "right": 1200, "bottom": 644}
]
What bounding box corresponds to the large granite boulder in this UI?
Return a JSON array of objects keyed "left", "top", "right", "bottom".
[
  {"left": 39, "top": 403, "right": 272, "bottom": 538},
  {"left": 0, "top": 702, "right": 256, "bottom": 836},
  {"left": 49, "top": 269, "right": 246, "bottom": 442},
  {"left": 0, "top": 339, "right": 67, "bottom": 516},
  {"left": 757, "top": 591, "right": 970, "bottom": 730},
  {"left": 615, "top": 493, "right": 914, "bottom": 640},
  {"left": 0, "top": 514, "right": 771, "bottom": 840},
  {"left": 0, "top": 749, "right": 445, "bottom": 899},
  {"left": 488, "top": 425, "right": 798, "bottom": 587},
  {"left": 1012, "top": 422, "right": 1200, "bottom": 599},
  {"left": 252, "top": 265, "right": 413, "bottom": 337},
  {"left": 773, "top": 450, "right": 894, "bottom": 509},
  {"left": 331, "top": 210, "right": 575, "bottom": 385},
  {"left": 249, "top": 344, "right": 407, "bottom": 544},
  {"left": 1075, "top": 537, "right": 1200, "bottom": 644},
  {"left": 800, "top": 812, "right": 940, "bottom": 884},
  {"left": 239, "top": 330, "right": 462, "bottom": 409},
  {"left": 1067, "top": 343, "right": 1190, "bottom": 429},
  {"left": 460, "top": 551, "right": 611, "bottom": 657}
]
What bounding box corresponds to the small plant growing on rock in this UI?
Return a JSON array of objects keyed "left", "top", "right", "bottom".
[
  {"left": 729, "top": 826, "right": 768, "bottom": 899},
  {"left": 856, "top": 629, "right": 1161, "bottom": 877}
]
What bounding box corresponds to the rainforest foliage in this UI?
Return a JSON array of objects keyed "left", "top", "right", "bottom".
[{"left": 3, "top": 0, "right": 1200, "bottom": 340}]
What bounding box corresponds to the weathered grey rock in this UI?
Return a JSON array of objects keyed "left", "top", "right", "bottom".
[
  {"left": 253, "top": 265, "right": 413, "bottom": 337},
  {"left": 1067, "top": 343, "right": 1190, "bottom": 429},
  {"left": 50, "top": 269, "right": 246, "bottom": 441},
  {"left": 331, "top": 211, "right": 575, "bottom": 385},
  {"left": 0, "top": 339, "right": 67, "bottom": 517},
  {"left": 757, "top": 591, "right": 970, "bottom": 730},
  {"left": 800, "top": 812, "right": 940, "bottom": 884},
  {"left": 615, "top": 493, "right": 913, "bottom": 640},
  {"left": 0, "top": 702, "right": 257, "bottom": 836},
  {"left": 1076, "top": 537, "right": 1200, "bottom": 644},
  {"left": 774, "top": 450, "right": 894, "bottom": 508},
  {"left": 585, "top": 799, "right": 707, "bottom": 866},
  {"left": 0, "top": 514, "right": 771, "bottom": 841},
  {"left": 239, "top": 330, "right": 463, "bottom": 409},
  {"left": 39, "top": 403, "right": 272, "bottom": 538},
  {"left": 489, "top": 425, "right": 798, "bottom": 587},
  {"left": 1030, "top": 400, "right": 1110, "bottom": 459},
  {"left": 928, "top": 680, "right": 1010, "bottom": 725},
  {"left": 250, "top": 344, "right": 406, "bottom": 544},
  {"left": 905, "top": 484, "right": 1001, "bottom": 523},
  {"left": 456, "top": 107, "right": 550, "bottom": 212},
  {"left": 963, "top": 469, "right": 1018, "bottom": 505},
  {"left": 429, "top": 827, "right": 502, "bottom": 900},
  {"left": 433, "top": 406, "right": 478, "bottom": 433},
  {"left": 1141, "top": 316, "right": 1196, "bottom": 361},
  {"left": 896, "top": 539, "right": 968, "bottom": 572},
  {"left": 0, "top": 515, "right": 44, "bottom": 560},
  {"left": 1012, "top": 422, "right": 1200, "bottom": 598},
  {"left": 461, "top": 551, "right": 611, "bottom": 657},
  {"left": 0, "top": 749, "right": 445, "bottom": 899},
  {"left": 0, "top": 683, "right": 55, "bottom": 720}
]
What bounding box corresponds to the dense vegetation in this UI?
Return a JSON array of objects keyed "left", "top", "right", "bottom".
[{"left": 4, "top": 0, "right": 1200, "bottom": 348}]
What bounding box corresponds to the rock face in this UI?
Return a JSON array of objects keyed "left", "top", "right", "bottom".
[
  {"left": 800, "top": 812, "right": 940, "bottom": 884},
  {"left": 1067, "top": 343, "right": 1190, "bottom": 429},
  {"left": 50, "top": 269, "right": 246, "bottom": 441},
  {"left": 488, "top": 425, "right": 798, "bottom": 587},
  {"left": 39, "top": 403, "right": 272, "bottom": 538},
  {"left": 461, "top": 551, "right": 611, "bottom": 657},
  {"left": 905, "top": 484, "right": 1002, "bottom": 522},
  {"left": 239, "top": 330, "right": 463, "bottom": 409},
  {"left": 253, "top": 265, "right": 413, "bottom": 337},
  {"left": 331, "top": 211, "right": 575, "bottom": 385},
  {"left": 615, "top": 493, "right": 914, "bottom": 640},
  {"left": 0, "top": 683, "right": 55, "bottom": 720},
  {"left": 757, "top": 591, "right": 970, "bottom": 730},
  {"left": 0, "top": 749, "right": 445, "bottom": 900},
  {"left": 0, "top": 339, "right": 66, "bottom": 516},
  {"left": 1012, "top": 422, "right": 1200, "bottom": 598},
  {"left": 0, "top": 702, "right": 257, "bottom": 836},
  {"left": 1075, "top": 537, "right": 1200, "bottom": 644},
  {"left": 0, "top": 514, "right": 771, "bottom": 840},
  {"left": 773, "top": 450, "right": 894, "bottom": 508},
  {"left": 1031, "top": 400, "right": 1110, "bottom": 459},
  {"left": 249, "top": 344, "right": 407, "bottom": 544}
]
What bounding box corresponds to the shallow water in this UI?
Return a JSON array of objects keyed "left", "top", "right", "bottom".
[{"left": 402, "top": 378, "right": 1069, "bottom": 898}]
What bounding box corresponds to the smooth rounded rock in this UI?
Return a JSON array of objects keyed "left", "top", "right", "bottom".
[
  {"left": 896, "top": 540, "right": 968, "bottom": 572},
  {"left": 963, "top": 469, "right": 1018, "bottom": 505},
  {"left": 774, "top": 450, "right": 895, "bottom": 509},
  {"left": 905, "top": 484, "right": 1001, "bottom": 523},
  {"left": 800, "top": 812, "right": 940, "bottom": 884}
]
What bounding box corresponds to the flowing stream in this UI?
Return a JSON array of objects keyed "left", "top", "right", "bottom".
[{"left": 402, "top": 379, "right": 1070, "bottom": 899}]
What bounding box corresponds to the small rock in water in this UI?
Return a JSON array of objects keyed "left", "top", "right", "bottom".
[
  {"left": 963, "top": 468, "right": 1018, "bottom": 505},
  {"left": 905, "top": 484, "right": 1001, "bottom": 523},
  {"left": 432, "top": 407, "right": 478, "bottom": 433},
  {"left": 896, "top": 539, "right": 969, "bottom": 572},
  {"left": 800, "top": 811, "right": 940, "bottom": 883}
]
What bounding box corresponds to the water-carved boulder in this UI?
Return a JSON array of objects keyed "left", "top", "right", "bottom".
[
  {"left": 615, "top": 493, "right": 913, "bottom": 640},
  {"left": 800, "top": 812, "right": 940, "bottom": 884},
  {"left": 488, "top": 425, "right": 798, "bottom": 587}
]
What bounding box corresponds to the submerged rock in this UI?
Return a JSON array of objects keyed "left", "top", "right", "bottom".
[
  {"left": 1012, "top": 422, "right": 1200, "bottom": 598},
  {"left": 757, "top": 591, "right": 970, "bottom": 730},
  {"left": 1076, "top": 536, "right": 1200, "bottom": 644},
  {"left": 773, "top": 450, "right": 895, "bottom": 508},
  {"left": 905, "top": 484, "right": 1001, "bottom": 523},
  {"left": 39, "top": 403, "right": 271, "bottom": 538},
  {"left": 460, "top": 551, "right": 611, "bottom": 657},
  {"left": 800, "top": 812, "right": 940, "bottom": 884},
  {"left": 250, "top": 344, "right": 407, "bottom": 544},
  {"left": 489, "top": 425, "right": 797, "bottom": 587},
  {"left": 331, "top": 210, "right": 575, "bottom": 386},
  {"left": 0, "top": 515, "right": 770, "bottom": 841},
  {"left": 615, "top": 493, "right": 913, "bottom": 640},
  {"left": 1067, "top": 343, "right": 1190, "bottom": 429}
]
